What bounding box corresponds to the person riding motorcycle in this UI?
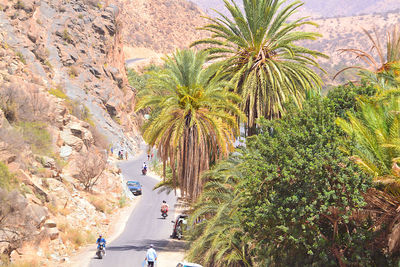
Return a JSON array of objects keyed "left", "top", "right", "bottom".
[
  {"left": 96, "top": 234, "right": 106, "bottom": 255},
  {"left": 142, "top": 162, "right": 147, "bottom": 171},
  {"left": 161, "top": 200, "right": 169, "bottom": 215}
]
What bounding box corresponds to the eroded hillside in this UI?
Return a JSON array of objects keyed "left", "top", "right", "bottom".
[
  {"left": 0, "top": 0, "right": 140, "bottom": 265},
  {"left": 116, "top": 0, "right": 208, "bottom": 56}
]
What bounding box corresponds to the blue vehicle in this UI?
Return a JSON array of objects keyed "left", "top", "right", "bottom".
[{"left": 126, "top": 181, "right": 142, "bottom": 195}]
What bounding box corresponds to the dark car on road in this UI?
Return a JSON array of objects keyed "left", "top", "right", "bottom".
[{"left": 126, "top": 181, "right": 142, "bottom": 195}]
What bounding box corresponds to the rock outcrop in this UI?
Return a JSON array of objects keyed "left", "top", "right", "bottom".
[{"left": 0, "top": 0, "right": 140, "bottom": 265}]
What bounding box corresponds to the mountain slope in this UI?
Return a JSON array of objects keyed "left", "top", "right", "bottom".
[{"left": 116, "top": 0, "right": 208, "bottom": 54}]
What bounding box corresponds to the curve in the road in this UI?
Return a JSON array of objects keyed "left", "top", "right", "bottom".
[{"left": 90, "top": 153, "right": 178, "bottom": 267}]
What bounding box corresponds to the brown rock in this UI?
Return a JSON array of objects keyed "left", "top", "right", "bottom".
[
  {"left": 60, "top": 129, "right": 84, "bottom": 151},
  {"left": 44, "top": 219, "right": 57, "bottom": 228}
]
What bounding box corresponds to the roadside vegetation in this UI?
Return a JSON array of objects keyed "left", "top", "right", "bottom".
[{"left": 132, "top": 0, "right": 400, "bottom": 265}]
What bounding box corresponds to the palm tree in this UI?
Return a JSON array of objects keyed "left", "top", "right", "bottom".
[
  {"left": 187, "top": 155, "right": 253, "bottom": 266},
  {"left": 136, "top": 49, "right": 243, "bottom": 200},
  {"left": 192, "top": 0, "right": 327, "bottom": 135},
  {"left": 335, "top": 27, "right": 400, "bottom": 90},
  {"left": 336, "top": 96, "right": 400, "bottom": 182}
]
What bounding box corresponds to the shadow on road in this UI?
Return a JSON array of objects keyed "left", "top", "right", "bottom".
[{"left": 107, "top": 239, "right": 186, "bottom": 252}]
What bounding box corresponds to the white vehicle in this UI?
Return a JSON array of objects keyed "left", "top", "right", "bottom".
[{"left": 176, "top": 263, "right": 202, "bottom": 267}]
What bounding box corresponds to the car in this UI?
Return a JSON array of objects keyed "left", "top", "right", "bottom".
[
  {"left": 126, "top": 181, "right": 142, "bottom": 195},
  {"left": 171, "top": 214, "right": 188, "bottom": 240},
  {"left": 176, "top": 262, "right": 202, "bottom": 267}
]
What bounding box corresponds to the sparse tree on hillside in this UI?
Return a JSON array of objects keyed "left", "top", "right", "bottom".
[
  {"left": 192, "top": 0, "right": 327, "bottom": 135},
  {"left": 77, "top": 148, "right": 107, "bottom": 191}
]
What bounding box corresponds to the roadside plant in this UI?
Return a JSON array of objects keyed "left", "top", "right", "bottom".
[{"left": 136, "top": 49, "right": 243, "bottom": 200}]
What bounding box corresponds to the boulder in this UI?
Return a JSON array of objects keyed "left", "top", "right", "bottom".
[
  {"left": 18, "top": 170, "right": 49, "bottom": 202},
  {"left": 44, "top": 219, "right": 57, "bottom": 228},
  {"left": 41, "top": 156, "right": 56, "bottom": 169},
  {"left": 0, "top": 150, "right": 17, "bottom": 164},
  {"left": 26, "top": 203, "right": 48, "bottom": 227},
  {"left": 67, "top": 122, "right": 85, "bottom": 138},
  {"left": 108, "top": 67, "right": 123, "bottom": 88},
  {"left": 46, "top": 227, "right": 59, "bottom": 240},
  {"left": 92, "top": 18, "right": 105, "bottom": 35},
  {"left": 60, "top": 130, "right": 84, "bottom": 151},
  {"left": 106, "top": 96, "right": 120, "bottom": 117},
  {"left": 60, "top": 145, "right": 73, "bottom": 158}
]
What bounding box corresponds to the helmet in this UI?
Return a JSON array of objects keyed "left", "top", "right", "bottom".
[
  {"left": 150, "top": 244, "right": 154, "bottom": 248},
  {"left": 163, "top": 200, "right": 166, "bottom": 203},
  {"left": 99, "top": 234, "right": 102, "bottom": 237}
]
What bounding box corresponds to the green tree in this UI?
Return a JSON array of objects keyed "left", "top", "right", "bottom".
[
  {"left": 192, "top": 0, "right": 327, "bottom": 135},
  {"left": 136, "top": 49, "right": 243, "bottom": 200},
  {"left": 327, "top": 81, "right": 376, "bottom": 118},
  {"left": 240, "top": 98, "right": 373, "bottom": 266}
]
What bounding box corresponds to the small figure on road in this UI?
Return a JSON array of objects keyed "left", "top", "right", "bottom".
[
  {"left": 143, "top": 162, "right": 147, "bottom": 170},
  {"left": 96, "top": 234, "right": 106, "bottom": 256},
  {"left": 147, "top": 154, "right": 150, "bottom": 161},
  {"left": 145, "top": 244, "right": 157, "bottom": 267}
]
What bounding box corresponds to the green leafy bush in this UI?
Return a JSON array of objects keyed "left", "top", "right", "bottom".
[
  {"left": 240, "top": 98, "right": 375, "bottom": 266},
  {"left": 327, "top": 81, "right": 376, "bottom": 118}
]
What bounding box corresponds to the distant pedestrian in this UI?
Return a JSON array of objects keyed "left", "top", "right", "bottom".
[
  {"left": 145, "top": 244, "right": 157, "bottom": 267},
  {"left": 125, "top": 151, "right": 128, "bottom": 160},
  {"left": 147, "top": 154, "right": 150, "bottom": 161}
]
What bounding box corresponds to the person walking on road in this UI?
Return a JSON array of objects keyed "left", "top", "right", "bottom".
[{"left": 145, "top": 244, "right": 157, "bottom": 267}]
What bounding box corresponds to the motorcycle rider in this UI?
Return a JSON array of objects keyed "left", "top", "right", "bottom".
[
  {"left": 145, "top": 244, "right": 157, "bottom": 267},
  {"left": 143, "top": 162, "right": 147, "bottom": 171},
  {"left": 96, "top": 234, "right": 106, "bottom": 255},
  {"left": 161, "top": 200, "right": 169, "bottom": 215}
]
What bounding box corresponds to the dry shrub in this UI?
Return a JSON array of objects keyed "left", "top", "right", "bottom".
[
  {"left": 89, "top": 195, "right": 106, "bottom": 213},
  {"left": 0, "top": 84, "right": 50, "bottom": 123},
  {"left": 0, "top": 189, "right": 37, "bottom": 258},
  {"left": 76, "top": 148, "right": 106, "bottom": 191}
]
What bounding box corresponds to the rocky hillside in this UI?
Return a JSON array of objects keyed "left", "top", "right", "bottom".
[
  {"left": 115, "top": 0, "right": 208, "bottom": 55},
  {"left": 0, "top": 0, "right": 140, "bottom": 265}
]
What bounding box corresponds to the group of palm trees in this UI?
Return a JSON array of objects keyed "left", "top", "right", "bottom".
[{"left": 136, "top": 0, "right": 326, "bottom": 200}]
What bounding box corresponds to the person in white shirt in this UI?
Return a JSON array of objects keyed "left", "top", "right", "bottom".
[{"left": 145, "top": 244, "right": 157, "bottom": 267}]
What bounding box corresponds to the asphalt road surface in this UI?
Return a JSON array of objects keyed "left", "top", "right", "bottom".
[{"left": 90, "top": 153, "right": 177, "bottom": 267}]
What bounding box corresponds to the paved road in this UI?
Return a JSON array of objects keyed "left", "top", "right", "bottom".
[{"left": 90, "top": 153, "right": 177, "bottom": 267}]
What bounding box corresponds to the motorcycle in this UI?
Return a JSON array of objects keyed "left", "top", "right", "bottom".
[
  {"left": 96, "top": 244, "right": 105, "bottom": 259},
  {"left": 142, "top": 168, "right": 147, "bottom": 175},
  {"left": 161, "top": 209, "right": 168, "bottom": 219}
]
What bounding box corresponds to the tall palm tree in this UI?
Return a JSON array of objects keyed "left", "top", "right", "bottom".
[
  {"left": 335, "top": 27, "right": 400, "bottom": 90},
  {"left": 192, "top": 0, "right": 326, "bottom": 135},
  {"left": 187, "top": 156, "right": 253, "bottom": 266},
  {"left": 136, "top": 49, "right": 243, "bottom": 200}
]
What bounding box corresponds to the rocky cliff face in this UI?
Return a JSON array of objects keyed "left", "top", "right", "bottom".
[
  {"left": 0, "top": 0, "right": 141, "bottom": 154},
  {"left": 0, "top": 0, "right": 140, "bottom": 265}
]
